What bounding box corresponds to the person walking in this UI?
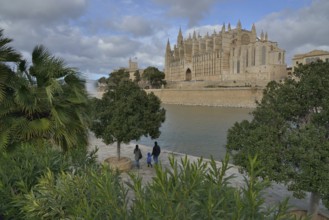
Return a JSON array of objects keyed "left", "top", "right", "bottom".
[
  {"left": 147, "top": 152, "right": 152, "bottom": 167},
  {"left": 151, "top": 141, "right": 161, "bottom": 165},
  {"left": 133, "top": 145, "right": 142, "bottom": 169}
]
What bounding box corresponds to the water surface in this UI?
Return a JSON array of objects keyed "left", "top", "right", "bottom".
[{"left": 136, "top": 104, "right": 253, "bottom": 161}]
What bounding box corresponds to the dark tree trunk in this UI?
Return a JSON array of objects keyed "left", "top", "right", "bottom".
[
  {"left": 308, "top": 191, "right": 320, "bottom": 219},
  {"left": 117, "top": 141, "right": 121, "bottom": 160}
]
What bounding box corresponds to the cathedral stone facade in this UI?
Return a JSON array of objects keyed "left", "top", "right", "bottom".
[{"left": 164, "top": 21, "right": 287, "bottom": 87}]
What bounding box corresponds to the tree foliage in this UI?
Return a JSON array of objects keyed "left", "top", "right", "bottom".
[
  {"left": 0, "top": 29, "right": 22, "bottom": 104},
  {"left": 90, "top": 80, "right": 166, "bottom": 159},
  {"left": 0, "top": 40, "right": 89, "bottom": 151},
  {"left": 133, "top": 69, "right": 141, "bottom": 83},
  {"left": 142, "top": 66, "right": 166, "bottom": 89},
  {"left": 107, "top": 68, "right": 130, "bottom": 88},
  {"left": 98, "top": 76, "right": 107, "bottom": 84},
  {"left": 227, "top": 61, "right": 329, "bottom": 216}
]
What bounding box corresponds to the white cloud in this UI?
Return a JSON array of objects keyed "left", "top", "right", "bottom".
[
  {"left": 256, "top": 0, "right": 329, "bottom": 65},
  {"left": 153, "top": 0, "right": 222, "bottom": 26},
  {"left": 118, "top": 16, "right": 154, "bottom": 37},
  {"left": 0, "top": 0, "right": 87, "bottom": 23}
]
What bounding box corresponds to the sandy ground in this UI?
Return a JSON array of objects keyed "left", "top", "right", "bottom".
[{"left": 88, "top": 132, "right": 329, "bottom": 216}]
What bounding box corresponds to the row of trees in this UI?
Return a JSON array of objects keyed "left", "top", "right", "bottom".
[{"left": 98, "top": 66, "right": 166, "bottom": 89}]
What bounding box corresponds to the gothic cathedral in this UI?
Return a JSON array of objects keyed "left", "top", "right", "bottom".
[{"left": 164, "top": 21, "right": 287, "bottom": 87}]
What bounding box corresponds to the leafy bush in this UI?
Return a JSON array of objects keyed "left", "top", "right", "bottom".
[
  {"left": 1, "top": 145, "right": 294, "bottom": 219},
  {"left": 21, "top": 166, "right": 128, "bottom": 219},
  {"left": 0, "top": 144, "right": 98, "bottom": 219},
  {"left": 127, "top": 154, "right": 293, "bottom": 220}
]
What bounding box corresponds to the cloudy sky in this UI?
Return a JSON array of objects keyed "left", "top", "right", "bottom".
[{"left": 1, "top": 0, "right": 328, "bottom": 80}]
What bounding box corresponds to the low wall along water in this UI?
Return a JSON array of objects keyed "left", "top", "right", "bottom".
[{"left": 146, "top": 87, "right": 263, "bottom": 108}]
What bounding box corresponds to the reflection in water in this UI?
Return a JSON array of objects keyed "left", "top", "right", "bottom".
[{"left": 136, "top": 104, "right": 253, "bottom": 161}]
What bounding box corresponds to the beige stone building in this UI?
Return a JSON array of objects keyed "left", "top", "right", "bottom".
[
  {"left": 127, "top": 58, "right": 144, "bottom": 80},
  {"left": 292, "top": 50, "right": 329, "bottom": 71},
  {"left": 164, "top": 21, "right": 287, "bottom": 87}
]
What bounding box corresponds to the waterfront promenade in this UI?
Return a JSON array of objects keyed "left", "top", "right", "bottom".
[{"left": 88, "top": 132, "right": 329, "bottom": 216}]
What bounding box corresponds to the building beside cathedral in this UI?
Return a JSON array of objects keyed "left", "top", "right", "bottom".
[
  {"left": 292, "top": 50, "right": 329, "bottom": 71},
  {"left": 164, "top": 21, "right": 287, "bottom": 87}
]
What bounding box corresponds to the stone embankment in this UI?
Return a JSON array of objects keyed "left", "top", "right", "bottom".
[
  {"left": 146, "top": 87, "right": 263, "bottom": 108},
  {"left": 94, "top": 84, "right": 263, "bottom": 108}
]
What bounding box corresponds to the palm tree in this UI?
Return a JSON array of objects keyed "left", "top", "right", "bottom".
[
  {"left": 0, "top": 29, "right": 22, "bottom": 149},
  {"left": 0, "top": 32, "right": 89, "bottom": 151},
  {"left": 0, "top": 29, "right": 21, "bottom": 101}
]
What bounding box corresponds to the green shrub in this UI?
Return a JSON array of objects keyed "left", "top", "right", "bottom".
[
  {"left": 0, "top": 144, "right": 98, "bottom": 219},
  {"left": 1, "top": 145, "right": 295, "bottom": 219},
  {"left": 21, "top": 166, "right": 128, "bottom": 219},
  {"left": 127, "top": 154, "right": 293, "bottom": 220}
]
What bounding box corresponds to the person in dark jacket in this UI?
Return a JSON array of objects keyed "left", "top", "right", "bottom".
[
  {"left": 151, "top": 141, "right": 161, "bottom": 164},
  {"left": 134, "top": 145, "right": 142, "bottom": 169}
]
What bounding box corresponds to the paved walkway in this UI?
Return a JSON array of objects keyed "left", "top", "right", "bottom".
[{"left": 88, "top": 133, "right": 329, "bottom": 216}]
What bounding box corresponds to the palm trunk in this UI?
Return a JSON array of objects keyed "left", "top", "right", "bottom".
[
  {"left": 308, "top": 191, "right": 320, "bottom": 219},
  {"left": 117, "top": 141, "right": 121, "bottom": 160}
]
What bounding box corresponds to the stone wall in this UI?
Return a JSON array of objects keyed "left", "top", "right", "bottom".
[{"left": 146, "top": 87, "right": 263, "bottom": 108}]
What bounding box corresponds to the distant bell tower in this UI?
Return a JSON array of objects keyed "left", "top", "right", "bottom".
[{"left": 129, "top": 57, "right": 138, "bottom": 72}]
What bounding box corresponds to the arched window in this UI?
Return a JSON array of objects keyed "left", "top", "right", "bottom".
[
  {"left": 237, "top": 60, "right": 240, "bottom": 74},
  {"left": 262, "top": 46, "right": 266, "bottom": 65},
  {"left": 246, "top": 49, "right": 249, "bottom": 67},
  {"left": 252, "top": 47, "right": 256, "bottom": 66}
]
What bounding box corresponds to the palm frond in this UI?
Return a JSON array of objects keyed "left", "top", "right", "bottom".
[
  {"left": 25, "top": 118, "right": 51, "bottom": 138},
  {"left": 0, "top": 98, "right": 17, "bottom": 117},
  {"left": 0, "top": 127, "right": 10, "bottom": 149},
  {"left": 14, "top": 86, "right": 42, "bottom": 115},
  {"left": 31, "top": 45, "right": 51, "bottom": 67},
  {"left": 45, "top": 78, "right": 63, "bottom": 104},
  {"left": 50, "top": 106, "right": 72, "bottom": 126},
  {"left": 0, "top": 29, "right": 21, "bottom": 62}
]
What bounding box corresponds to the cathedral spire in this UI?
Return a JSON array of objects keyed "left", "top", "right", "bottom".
[
  {"left": 178, "top": 27, "right": 183, "bottom": 37},
  {"left": 166, "top": 38, "right": 171, "bottom": 52},
  {"left": 165, "top": 38, "right": 172, "bottom": 68},
  {"left": 265, "top": 32, "right": 268, "bottom": 41},
  {"left": 261, "top": 30, "right": 264, "bottom": 41},
  {"left": 228, "top": 23, "right": 231, "bottom": 31},
  {"left": 237, "top": 20, "right": 242, "bottom": 30},
  {"left": 221, "top": 23, "right": 225, "bottom": 34},
  {"left": 177, "top": 27, "right": 183, "bottom": 47},
  {"left": 193, "top": 30, "right": 196, "bottom": 40},
  {"left": 252, "top": 23, "right": 256, "bottom": 34},
  {"left": 251, "top": 23, "right": 257, "bottom": 42}
]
